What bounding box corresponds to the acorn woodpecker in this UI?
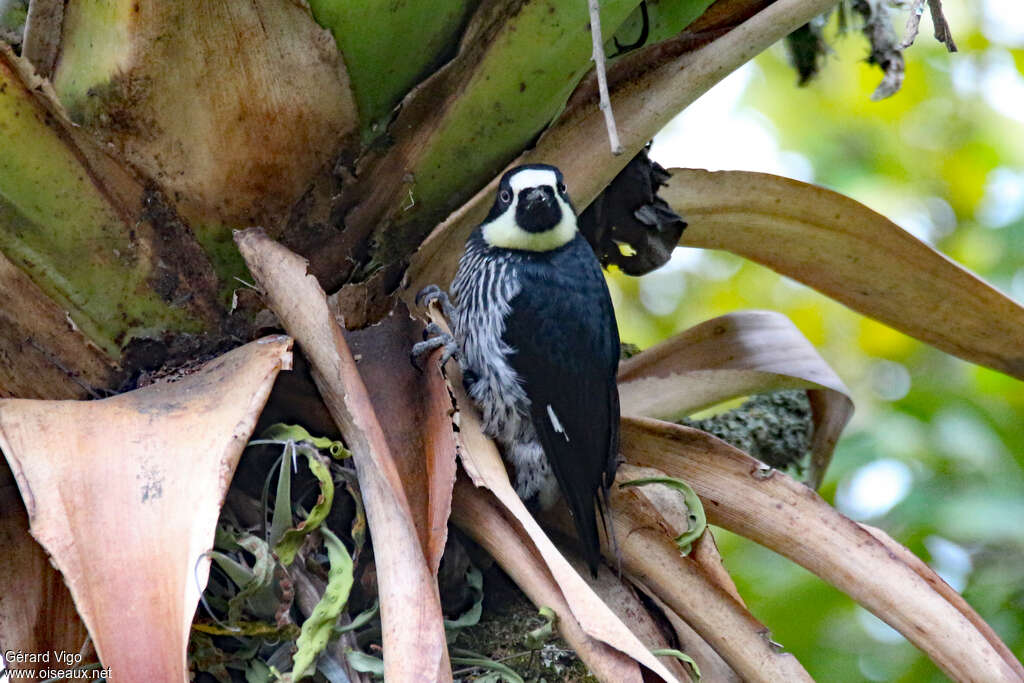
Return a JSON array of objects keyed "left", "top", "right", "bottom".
[{"left": 417, "top": 164, "right": 621, "bottom": 576}]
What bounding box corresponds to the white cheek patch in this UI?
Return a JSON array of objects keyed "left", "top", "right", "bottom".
[{"left": 547, "top": 404, "right": 570, "bottom": 442}]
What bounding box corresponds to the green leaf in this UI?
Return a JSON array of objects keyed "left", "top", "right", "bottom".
[
  {"left": 333, "top": 599, "right": 379, "bottom": 635},
  {"left": 290, "top": 527, "right": 355, "bottom": 681},
  {"left": 245, "top": 659, "right": 273, "bottom": 683},
  {"left": 210, "top": 551, "right": 256, "bottom": 591},
  {"left": 0, "top": 48, "right": 216, "bottom": 356},
  {"left": 444, "top": 566, "right": 484, "bottom": 642},
  {"left": 274, "top": 448, "right": 335, "bottom": 566},
  {"left": 612, "top": 0, "right": 718, "bottom": 51},
  {"left": 523, "top": 606, "right": 557, "bottom": 650},
  {"left": 345, "top": 650, "right": 384, "bottom": 677},
  {"left": 227, "top": 534, "right": 278, "bottom": 622},
  {"left": 652, "top": 648, "right": 702, "bottom": 682},
  {"left": 450, "top": 648, "right": 525, "bottom": 683},
  {"left": 335, "top": 467, "right": 367, "bottom": 561},
  {"left": 192, "top": 621, "right": 301, "bottom": 641},
  {"left": 620, "top": 477, "right": 707, "bottom": 555},
  {"left": 308, "top": 0, "right": 477, "bottom": 137},
  {"left": 268, "top": 444, "right": 294, "bottom": 549},
  {"left": 255, "top": 423, "right": 350, "bottom": 460},
  {"left": 188, "top": 632, "right": 234, "bottom": 683}
]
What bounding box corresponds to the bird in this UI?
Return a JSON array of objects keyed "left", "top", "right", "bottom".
[{"left": 415, "top": 163, "right": 621, "bottom": 576}]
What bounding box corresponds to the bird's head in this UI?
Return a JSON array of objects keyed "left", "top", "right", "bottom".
[{"left": 482, "top": 164, "right": 577, "bottom": 251}]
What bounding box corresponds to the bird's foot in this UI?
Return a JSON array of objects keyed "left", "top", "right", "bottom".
[
  {"left": 415, "top": 284, "right": 457, "bottom": 322},
  {"left": 411, "top": 322, "right": 460, "bottom": 372}
]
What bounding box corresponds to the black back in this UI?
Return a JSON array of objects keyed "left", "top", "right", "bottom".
[{"left": 502, "top": 233, "right": 620, "bottom": 575}]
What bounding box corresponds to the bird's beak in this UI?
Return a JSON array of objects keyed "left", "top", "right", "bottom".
[{"left": 521, "top": 186, "right": 555, "bottom": 210}]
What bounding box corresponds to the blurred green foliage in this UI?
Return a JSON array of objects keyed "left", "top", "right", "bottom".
[{"left": 611, "top": 1, "right": 1024, "bottom": 679}]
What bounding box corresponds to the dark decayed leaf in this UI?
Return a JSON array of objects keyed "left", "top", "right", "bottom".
[
  {"left": 579, "top": 145, "right": 687, "bottom": 275},
  {"left": 785, "top": 18, "right": 829, "bottom": 85}
]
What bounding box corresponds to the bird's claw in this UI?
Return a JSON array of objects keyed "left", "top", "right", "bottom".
[
  {"left": 416, "top": 284, "right": 457, "bottom": 321},
  {"left": 411, "top": 322, "right": 460, "bottom": 372}
]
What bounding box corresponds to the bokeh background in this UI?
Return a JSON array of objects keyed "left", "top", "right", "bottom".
[{"left": 610, "top": 0, "right": 1024, "bottom": 679}]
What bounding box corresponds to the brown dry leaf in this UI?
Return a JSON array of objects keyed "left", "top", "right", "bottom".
[
  {"left": 622, "top": 416, "right": 1024, "bottom": 682},
  {"left": 690, "top": 524, "right": 746, "bottom": 608},
  {"left": 235, "top": 228, "right": 451, "bottom": 681},
  {"left": 342, "top": 304, "right": 458, "bottom": 575},
  {"left": 617, "top": 310, "right": 853, "bottom": 488},
  {"left": 545, "top": 464, "right": 813, "bottom": 682},
  {"left": 667, "top": 168, "right": 1024, "bottom": 381},
  {"left": 0, "top": 473, "right": 89, "bottom": 678},
  {"left": 0, "top": 336, "right": 293, "bottom": 682}
]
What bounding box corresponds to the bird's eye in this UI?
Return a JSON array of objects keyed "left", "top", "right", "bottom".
[
  {"left": 557, "top": 182, "right": 567, "bottom": 193},
  {"left": 500, "top": 190, "right": 512, "bottom": 203}
]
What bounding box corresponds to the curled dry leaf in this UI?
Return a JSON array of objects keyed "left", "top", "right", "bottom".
[
  {"left": 0, "top": 336, "right": 293, "bottom": 682},
  {"left": 426, "top": 306, "right": 680, "bottom": 682},
  {"left": 621, "top": 416, "right": 1023, "bottom": 682},
  {"left": 667, "top": 168, "right": 1024, "bottom": 381},
  {"left": 545, "top": 464, "right": 813, "bottom": 683},
  {"left": 341, "top": 304, "right": 458, "bottom": 575},
  {"left": 617, "top": 310, "right": 853, "bottom": 488},
  {"left": 234, "top": 228, "right": 451, "bottom": 682}
]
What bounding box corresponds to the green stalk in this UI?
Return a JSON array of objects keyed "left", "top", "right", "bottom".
[{"left": 0, "top": 48, "right": 218, "bottom": 356}]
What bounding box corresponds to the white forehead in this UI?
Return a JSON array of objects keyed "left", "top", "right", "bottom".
[{"left": 509, "top": 168, "right": 558, "bottom": 193}]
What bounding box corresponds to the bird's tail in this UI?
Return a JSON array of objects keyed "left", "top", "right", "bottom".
[
  {"left": 596, "top": 484, "right": 621, "bottom": 577},
  {"left": 574, "top": 492, "right": 605, "bottom": 578}
]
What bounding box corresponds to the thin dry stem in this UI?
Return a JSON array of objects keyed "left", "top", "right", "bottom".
[{"left": 588, "top": 0, "right": 623, "bottom": 155}]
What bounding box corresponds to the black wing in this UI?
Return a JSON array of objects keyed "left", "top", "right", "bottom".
[{"left": 503, "top": 235, "right": 620, "bottom": 575}]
